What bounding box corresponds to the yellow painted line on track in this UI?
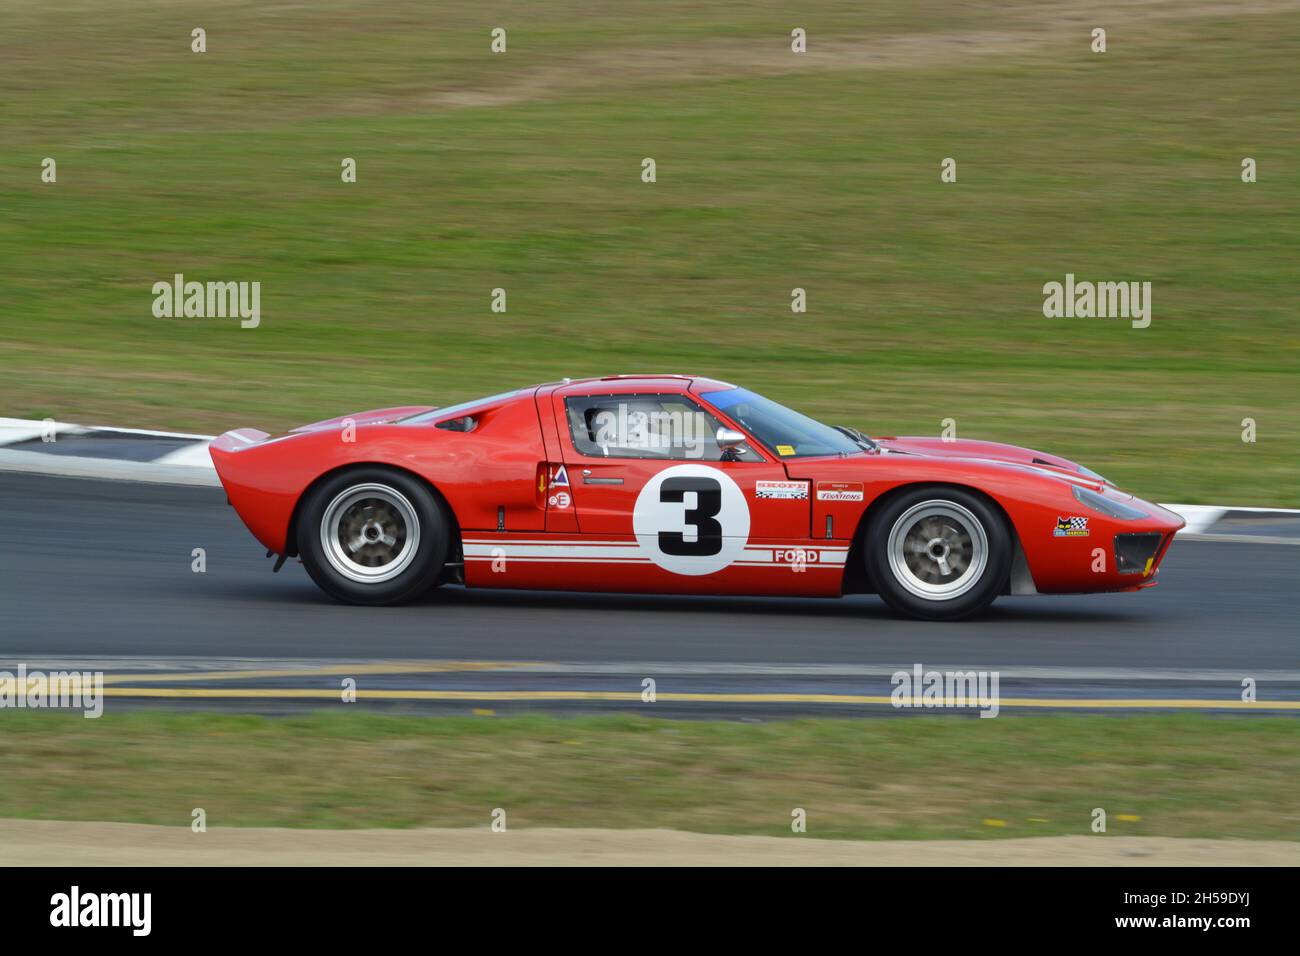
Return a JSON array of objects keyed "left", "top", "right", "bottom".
[
  {"left": 92, "top": 687, "right": 1300, "bottom": 709},
  {"left": 98, "top": 661, "right": 540, "bottom": 684}
]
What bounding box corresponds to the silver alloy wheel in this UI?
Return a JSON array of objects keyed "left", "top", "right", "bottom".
[
  {"left": 886, "top": 500, "right": 989, "bottom": 601},
  {"left": 320, "top": 483, "right": 421, "bottom": 584}
]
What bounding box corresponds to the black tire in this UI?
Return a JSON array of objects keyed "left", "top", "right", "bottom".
[
  {"left": 296, "top": 467, "right": 450, "bottom": 605},
  {"left": 864, "top": 486, "right": 1011, "bottom": 621}
]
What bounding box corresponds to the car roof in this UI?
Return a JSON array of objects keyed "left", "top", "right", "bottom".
[{"left": 543, "top": 374, "right": 736, "bottom": 395}]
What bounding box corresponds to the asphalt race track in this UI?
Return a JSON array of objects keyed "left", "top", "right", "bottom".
[{"left": 3, "top": 473, "right": 1297, "bottom": 715}]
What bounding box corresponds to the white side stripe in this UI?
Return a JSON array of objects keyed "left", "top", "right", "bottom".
[
  {"left": 463, "top": 541, "right": 848, "bottom": 566},
  {"left": 464, "top": 538, "right": 849, "bottom": 551}
]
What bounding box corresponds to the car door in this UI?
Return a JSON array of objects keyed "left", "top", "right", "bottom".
[{"left": 548, "top": 387, "right": 837, "bottom": 593}]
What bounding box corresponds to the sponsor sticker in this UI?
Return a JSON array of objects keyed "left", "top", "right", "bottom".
[
  {"left": 755, "top": 480, "right": 809, "bottom": 500},
  {"left": 1053, "top": 515, "right": 1089, "bottom": 537},
  {"left": 776, "top": 444, "right": 796, "bottom": 457},
  {"left": 816, "top": 481, "right": 864, "bottom": 502}
]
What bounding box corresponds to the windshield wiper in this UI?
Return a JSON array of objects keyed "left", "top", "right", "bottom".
[{"left": 832, "top": 424, "right": 878, "bottom": 453}]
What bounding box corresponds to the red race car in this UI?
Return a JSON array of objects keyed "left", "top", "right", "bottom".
[{"left": 210, "top": 375, "right": 1184, "bottom": 620}]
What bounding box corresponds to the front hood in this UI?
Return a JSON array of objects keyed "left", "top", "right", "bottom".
[
  {"left": 873, "top": 436, "right": 1109, "bottom": 487},
  {"left": 288, "top": 406, "right": 434, "bottom": 435}
]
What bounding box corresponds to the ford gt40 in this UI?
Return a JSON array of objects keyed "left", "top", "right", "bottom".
[{"left": 210, "top": 375, "right": 1184, "bottom": 620}]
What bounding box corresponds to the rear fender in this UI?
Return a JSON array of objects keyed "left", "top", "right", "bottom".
[{"left": 283, "top": 461, "right": 464, "bottom": 562}]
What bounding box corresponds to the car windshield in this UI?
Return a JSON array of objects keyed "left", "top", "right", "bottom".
[
  {"left": 400, "top": 390, "right": 523, "bottom": 424},
  {"left": 699, "top": 387, "right": 864, "bottom": 458}
]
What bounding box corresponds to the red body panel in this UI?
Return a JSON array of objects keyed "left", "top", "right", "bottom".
[
  {"left": 212, "top": 395, "right": 549, "bottom": 554},
  {"left": 210, "top": 375, "right": 1184, "bottom": 598}
]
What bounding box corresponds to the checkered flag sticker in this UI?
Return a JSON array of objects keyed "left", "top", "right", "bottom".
[{"left": 1054, "top": 516, "right": 1090, "bottom": 537}]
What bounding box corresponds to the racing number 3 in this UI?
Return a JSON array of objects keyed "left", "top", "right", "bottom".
[{"left": 657, "top": 477, "right": 722, "bottom": 556}]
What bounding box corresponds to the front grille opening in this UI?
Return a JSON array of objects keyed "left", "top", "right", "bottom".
[{"left": 1116, "top": 532, "right": 1164, "bottom": 575}]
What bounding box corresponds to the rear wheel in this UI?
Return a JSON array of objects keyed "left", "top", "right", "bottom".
[
  {"left": 865, "top": 487, "right": 1011, "bottom": 621},
  {"left": 297, "top": 467, "right": 449, "bottom": 605}
]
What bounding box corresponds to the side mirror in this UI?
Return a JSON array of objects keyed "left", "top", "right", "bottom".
[{"left": 716, "top": 428, "right": 747, "bottom": 453}]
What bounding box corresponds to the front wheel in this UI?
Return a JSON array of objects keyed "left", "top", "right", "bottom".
[
  {"left": 297, "top": 468, "right": 450, "bottom": 605},
  {"left": 865, "top": 487, "right": 1011, "bottom": 621}
]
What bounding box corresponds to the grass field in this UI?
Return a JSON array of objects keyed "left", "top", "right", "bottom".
[
  {"left": 2, "top": 1, "right": 1297, "bottom": 504},
  {"left": 1, "top": 710, "right": 1296, "bottom": 840}
]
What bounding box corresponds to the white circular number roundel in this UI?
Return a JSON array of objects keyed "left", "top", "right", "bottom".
[{"left": 632, "top": 464, "right": 750, "bottom": 576}]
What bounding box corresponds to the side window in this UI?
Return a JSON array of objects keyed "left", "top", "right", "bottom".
[{"left": 565, "top": 394, "right": 762, "bottom": 461}]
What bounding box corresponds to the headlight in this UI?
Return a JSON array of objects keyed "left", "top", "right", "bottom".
[{"left": 1072, "top": 485, "right": 1148, "bottom": 520}]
